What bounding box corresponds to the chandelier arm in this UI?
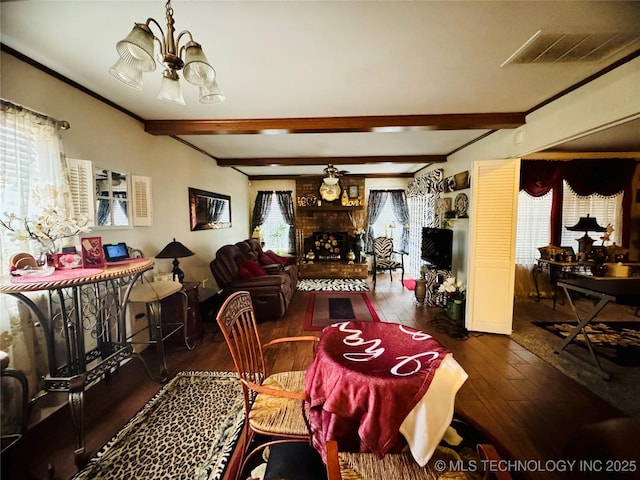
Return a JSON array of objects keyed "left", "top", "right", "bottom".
[
  {"left": 145, "top": 17, "right": 166, "bottom": 54},
  {"left": 175, "top": 30, "right": 195, "bottom": 58}
]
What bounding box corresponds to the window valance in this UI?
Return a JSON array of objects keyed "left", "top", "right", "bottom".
[{"left": 520, "top": 158, "right": 636, "bottom": 197}]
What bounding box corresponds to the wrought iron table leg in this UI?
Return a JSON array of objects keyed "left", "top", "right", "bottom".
[{"left": 68, "top": 374, "right": 87, "bottom": 468}]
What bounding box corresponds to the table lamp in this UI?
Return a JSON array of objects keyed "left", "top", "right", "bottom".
[
  {"left": 155, "top": 238, "right": 195, "bottom": 283},
  {"left": 565, "top": 214, "right": 607, "bottom": 254}
]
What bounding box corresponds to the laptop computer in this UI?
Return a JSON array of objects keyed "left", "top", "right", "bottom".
[{"left": 103, "top": 242, "right": 142, "bottom": 265}]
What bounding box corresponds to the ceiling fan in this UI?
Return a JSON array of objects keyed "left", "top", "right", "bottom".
[{"left": 322, "top": 164, "right": 350, "bottom": 185}]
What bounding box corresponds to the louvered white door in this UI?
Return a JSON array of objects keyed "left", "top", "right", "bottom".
[
  {"left": 131, "top": 175, "right": 152, "bottom": 226},
  {"left": 466, "top": 159, "right": 520, "bottom": 334},
  {"left": 66, "top": 158, "right": 95, "bottom": 227}
]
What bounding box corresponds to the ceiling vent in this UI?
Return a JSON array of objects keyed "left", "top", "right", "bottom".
[{"left": 501, "top": 30, "right": 640, "bottom": 66}]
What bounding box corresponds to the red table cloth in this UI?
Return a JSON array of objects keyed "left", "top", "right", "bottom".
[{"left": 304, "top": 320, "right": 451, "bottom": 461}]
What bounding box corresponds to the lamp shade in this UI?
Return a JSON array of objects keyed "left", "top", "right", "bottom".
[
  {"left": 109, "top": 58, "right": 143, "bottom": 90},
  {"left": 566, "top": 214, "right": 607, "bottom": 233},
  {"left": 116, "top": 23, "right": 156, "bottom": 72},
  {"left": 157, "top": 70, "right": 186, "bottom": 105},
  {"left": 183, "top": 43, "right": 216, "bottom": 86},
  {"left": 199, "top": 80, "right": 226, "bottom": 104},
  {"left": 156, "top": 239, "right": 195, "bottom": 259}
]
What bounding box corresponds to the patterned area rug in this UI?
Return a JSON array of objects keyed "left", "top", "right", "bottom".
[
  {"left": 305, "top": 292, "right": 380, "bottom": 331},
  {"left": 533, "top": 321, "right": 640, "bottom": 366},
  {"left": 72, "top": 371, "right": 244, "bottom": 480},
  {"left": 297, "top": 278, "right": 369, "bottom": 292}
]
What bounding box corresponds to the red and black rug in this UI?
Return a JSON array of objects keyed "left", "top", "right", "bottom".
[{"left": 305, "top": 292, "right": 380, "bottom": 331}]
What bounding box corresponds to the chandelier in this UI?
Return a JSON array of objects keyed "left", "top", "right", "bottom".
[{"left": 109, "top": 0, "right": 224, "bottom": 105}]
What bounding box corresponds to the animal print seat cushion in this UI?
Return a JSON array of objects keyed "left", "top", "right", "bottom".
[{"left": 72, "top": 371, "right": 244, "bottom": 480}]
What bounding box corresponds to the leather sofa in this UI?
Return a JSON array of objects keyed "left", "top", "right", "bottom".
[{"left": 210, "top": 242, "right": 296, "bottom": 322}]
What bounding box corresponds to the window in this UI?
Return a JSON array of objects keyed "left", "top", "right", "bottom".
[
  {"left": 95, "top": 167, "right": 130, "bottom": 227},
  {"left": 515, "top": 191, "right": 552, "bottom": 264},
  {"left": 261, "top": 204, "right": 290, "bottom": 254},
  {"left": 516, "top": 181, "right": 623, "bottom": 265},
  {"left": 371, "top": 200, "right": 399, "bottom": 249},
  {"left": 560, "top": 180, "right": 622, "bottom": 251}
]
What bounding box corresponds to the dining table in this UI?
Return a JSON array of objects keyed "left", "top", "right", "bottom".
[{"left": 304, "top": 320, "right": 468, "bottom": 466}]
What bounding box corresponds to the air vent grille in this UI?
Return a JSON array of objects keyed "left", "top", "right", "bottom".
[{"left": 502, "top": 30, "right": 640, "bottom": 66}]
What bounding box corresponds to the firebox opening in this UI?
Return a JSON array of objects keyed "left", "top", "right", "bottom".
[{"left": 312, "top": 231, "right": 348, "bottom": 261}]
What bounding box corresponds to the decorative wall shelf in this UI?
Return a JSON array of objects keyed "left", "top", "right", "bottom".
[{"left": 299, "top": 206, "right": 363, "bottom": 212}]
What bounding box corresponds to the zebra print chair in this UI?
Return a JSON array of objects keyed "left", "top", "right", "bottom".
[{"left": 371, "top": 236, "right": 406, "bottom": 287}]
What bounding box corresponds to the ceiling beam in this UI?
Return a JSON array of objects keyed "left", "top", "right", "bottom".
[
  {"left": 216, "top": 155, "right": 446, "bottom": 167},
  {"left": 522, "top": 151, "right": 640, "bottom": 160},
  {"left": 144, "top": 113, "right": 526, "bottom": 135},
  {"left": 248, "top": 172, "right": 415, "bottom": 181}
]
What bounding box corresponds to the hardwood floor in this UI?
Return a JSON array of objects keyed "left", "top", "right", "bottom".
[{"left": 3, "top": 275, "right": 629, "bottom": 480}]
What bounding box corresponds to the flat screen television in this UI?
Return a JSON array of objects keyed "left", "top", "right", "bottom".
[{"left": 421, "top": 228, "right": 453, "bottom": 270}]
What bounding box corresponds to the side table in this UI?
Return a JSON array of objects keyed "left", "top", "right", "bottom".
[{"left": 161, "top": 281, "right": 204, "bottom": 347}]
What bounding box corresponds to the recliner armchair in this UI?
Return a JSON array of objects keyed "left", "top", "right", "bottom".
[
  {"left": 210, "top": 244, "right": 293, "bottom": 322},
  {"left": 237, "top": 239, "right": 299, "bottom": 286}
]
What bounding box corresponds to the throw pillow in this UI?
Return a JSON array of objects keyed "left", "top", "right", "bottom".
[
  {"left": 237, "top": 264, "right": 254, "bottom": 279},
  {"left": 264, "top": 250, "right": 288, "bottom": 265},
  {"left": 239, "top": 259, "right": 268, "bottom": 277},
  {"left": 258, "top": 253, "right": 276, "bottom": 267}
]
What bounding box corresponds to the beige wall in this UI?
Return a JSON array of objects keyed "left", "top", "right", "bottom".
[{"left": 1, "top": 51, "right": 250, "bottom": 290}]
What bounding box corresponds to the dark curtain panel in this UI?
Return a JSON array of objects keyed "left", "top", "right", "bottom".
[
  {"left": 389, "top": 190, "right": 410, "bottom": 252},
  {"left": 520, "top": 160, "right": 565, "bottom": 245},
  {"left": 251, "top": 191, "right": 273, "bottom": 234},
  {"left": 275, "top": 190, "right": 295, "bottom": 254},
  {"left": 365, "top": 191, "right": 389, "bottom": 252}
]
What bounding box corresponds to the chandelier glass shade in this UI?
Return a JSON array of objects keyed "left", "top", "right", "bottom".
[
  {"left": 199, "top": 79, "right": 226, "bottom": 104},
  {"left": 110, "top": 1, "right": 223, "bottom": 105},
  {"left": 322, "top": 164, "right": 341, "bottom": 185},
  {"left": 323, "top": 176, "right": 340, "bottom": 186}
]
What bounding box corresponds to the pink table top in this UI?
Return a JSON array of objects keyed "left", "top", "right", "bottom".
[{"left": 0, "top": 258, "right": 153, "bottom": 292}]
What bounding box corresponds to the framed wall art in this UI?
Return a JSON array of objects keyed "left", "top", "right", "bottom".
[
  {"left": 189, "top": 187, "right": 231, "bottom": 230},
  {"left": 445, "top": 170, "right": 471, "bottom": 192}
]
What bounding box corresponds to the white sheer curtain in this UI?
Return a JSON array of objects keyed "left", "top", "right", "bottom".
[
  {"left": 514, "top": 190, "right": 552, "bottom": 298},
  {"left": 0, "top": 100, "right": 70, "bottom": 431}
]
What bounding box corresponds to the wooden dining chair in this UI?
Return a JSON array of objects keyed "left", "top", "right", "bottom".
[
  {"left": 216, "top": 291, "right": 319, "bottom": 476},
  {"left": 326, "top": 440, "right": 512, "bottom": 480}
]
